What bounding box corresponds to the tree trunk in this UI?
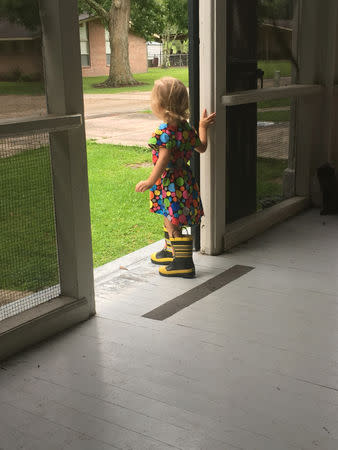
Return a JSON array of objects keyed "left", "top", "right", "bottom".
[
  {"left": 98, "top": 0, "right": 139, "bottom": 87},
  {"left": 161, "top": 28, "right": 178, "bottom": 69},
  {"left": 162, "top": 31, "right": 171, "bottom": 68}
]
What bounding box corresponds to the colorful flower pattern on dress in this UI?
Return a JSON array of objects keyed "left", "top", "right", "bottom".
[{"left": 148, "top": 121, "right": 204, "bottom": 226}]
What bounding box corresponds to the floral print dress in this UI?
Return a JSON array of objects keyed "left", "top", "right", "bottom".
[{"left": 148, "top": 121, "right": 204, "bottom": 227}]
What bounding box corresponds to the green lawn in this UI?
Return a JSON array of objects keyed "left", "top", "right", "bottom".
[
  {"left": 0, "top": 67, "right": 189, "bottom": 96},
  {"left": 0, "top": 81, "right": 45, "bottom": 96},
  {"left": 257, "top": 157, "right": 288, "bottom": 207},
  {"left": 83, "top": 67, "right": 189, "bottom": 94},
  {"left": 0, "top": 147, "right": 59, "bottom": 292},
  {"left": 258, "top": 98, "right": 291, "bottom": 109},
  {"left": 87, "top": 141, "right": 163, "bottom": 267},
  {"left": 0, "top": 61, "right": 291, "bottom": 96},
  {"left": 1, "top": 143, "right": 287, "bottom": 292},
  {"left": 257, "top": 110, "right": 290, "bottom": 122},
  {"left": 257, "top": 60, "right": 291, "bottom": 79}
]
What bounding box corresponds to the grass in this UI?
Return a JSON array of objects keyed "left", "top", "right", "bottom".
[
  {"left": 83, "top": 67, "right": 189, "bottom": 94},
  {"left": 0, "top": 61, "right": 291, "bottom": 96},
  {"left": 0, "top": 67, "right": 189, "bottom": 96},
  {"left": 258, "top": 98, "right": 291, "bottom": 109},
  {"left": 257, "top": 60, "right": 292, "bottom": 79},
  {"left": 1, "top": 142, "right": 287, "bottom": 292},
  {"left": 0, "top": 147, "right": 59, "bottom": 292},
  {"left": 257, "top": 110, "right": 290, "bottom": 122},
  {"left": 257, "top": 157, "right": 288, "bottom": 206},
  {"left": 86, "top": 141, "right": 163, "bottom": 267},
  {"left": 0, "top": 81, "right": 45, "bottom": 96}
]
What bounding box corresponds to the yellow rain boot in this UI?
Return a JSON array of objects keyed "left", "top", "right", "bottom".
[
  {"left": 159, "top": 236, "right": 195, "bottom": 278},
  {"left": 151, "top": 227, "right": 174, "bottom": 265}
]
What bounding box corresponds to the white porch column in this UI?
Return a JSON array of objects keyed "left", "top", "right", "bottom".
[{"left": 199, "top": 0, "right": 227, "bottom": 255}]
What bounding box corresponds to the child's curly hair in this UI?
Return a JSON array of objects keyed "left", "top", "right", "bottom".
[{"left": 151, "top": 77, "right": 189, "bottom": 125}]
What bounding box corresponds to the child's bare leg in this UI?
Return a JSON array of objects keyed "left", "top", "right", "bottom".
[{"left": 164, "top": 217, "right": 182, "bottom": 238}]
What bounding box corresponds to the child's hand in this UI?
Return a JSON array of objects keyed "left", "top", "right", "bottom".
[
  {"left": 199, "top": 109, "right": 216, "bottom": 129},
  {"left": 135, "top": 179, "right": 153, "bottom": 192}
]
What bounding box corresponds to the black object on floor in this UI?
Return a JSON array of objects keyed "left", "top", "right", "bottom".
[{"left": 317, "top": 162, "right": 338, "bottom": 215}]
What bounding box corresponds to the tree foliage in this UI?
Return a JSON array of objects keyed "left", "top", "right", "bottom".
[
  {"left": 78, "top": 0, "right": 164, "bottom": 40},
  {"left": 0, "top": 0, "right": 188, "bottom": 41},
  {"left": 0, "top": 0, "right": 292, "bottom": 33},
  {"left": 78, "top": 0, "right": 188, "bottom": 41},
  {"left": 156, "top": 0, "right": 188, "bottom": 67},
  {"left": 130, "top": 0, "right": 163, "bottom": 40},
  {"left": 258, "top": 0, "right": 294, "bottom": 21},
  {"left": 160, "top": 0, "right": 188, "bottom": 35}
]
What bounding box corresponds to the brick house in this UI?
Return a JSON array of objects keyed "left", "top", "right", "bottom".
[
  {"left": 79, "top": 14, "right": 147, "bottom": 77},
  {"left": 0, "top": 19, "right": 42, "bottom": 80},
  {"left": 0, "top": 15, "right": 147, "bottom": 80}
]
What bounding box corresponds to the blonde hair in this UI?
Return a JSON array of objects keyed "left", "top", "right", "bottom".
[{"left": 151, "top": 77, "right": 189, "bottom": 125}]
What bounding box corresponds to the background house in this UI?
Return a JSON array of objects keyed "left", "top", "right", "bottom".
[
  {"left": 79, "top": 14, "right": 147, "bottom": 77},
  {"left": 0, "top": 19, "right": 42, "bottom": 80},
  {"left": 147, "top": 41, "right": 163, "bottom": 67},
  {"left": 0, "top": 15, "right": 147, "bottom": 81}
]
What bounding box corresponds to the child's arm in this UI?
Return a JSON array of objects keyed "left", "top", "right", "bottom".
[
  {"left": 195, "top": 109, "right": 216, "bottom": 154},
  {"left": 135, "top": 147, "right": 171, "bottom": 192}
]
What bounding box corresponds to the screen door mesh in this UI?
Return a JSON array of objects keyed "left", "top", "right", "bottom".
[
  {"left": 0, "top": 132, "right": 60, "bottom": 321},
  {"left": 256, "top": 0, "right": 296, "bottom": 210},
  {"left": 257, "top": 99, "right": 291, "bottom": 210}
]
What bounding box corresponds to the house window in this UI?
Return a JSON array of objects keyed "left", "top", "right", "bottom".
[
  {"left": 0, "top": 41, "right": 26, "bottom": 55},
  {"left": 13, "top": 41, "right": 26, "bottom": 54},
  {"left": 0, "top": 41, "right": 12, "bottom": 55},
  {"left": 105, "top": 28, "right": 110, "bottom": 65},
  {"left": 79, "top": 22, "right": 90, "bottom": 67}
]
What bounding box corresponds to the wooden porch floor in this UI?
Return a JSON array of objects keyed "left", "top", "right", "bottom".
[{"left": 1, "top": 209, "right": 338, "bottom": 450}]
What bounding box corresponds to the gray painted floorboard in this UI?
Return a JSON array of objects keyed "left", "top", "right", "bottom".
[{"left": 1, "top": 209, "right": 338, "bottom": 449}]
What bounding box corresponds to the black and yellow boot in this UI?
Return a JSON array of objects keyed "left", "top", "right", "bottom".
[
  {"left": 159, "top": 236, "right": 195, "bottom": 278},
  {"left": 151, "top": 227, "right": 174, "bottom": 265}
]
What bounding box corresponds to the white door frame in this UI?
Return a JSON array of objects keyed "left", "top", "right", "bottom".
[
  {"left": 199, "top": 0, "right": 227, "bottom": 255},
  {"left": 199, "top": 0, "right": 338, "bottom": 254},
  {"left": 0, "top": 0, "right": 95, "bottom": 360}
]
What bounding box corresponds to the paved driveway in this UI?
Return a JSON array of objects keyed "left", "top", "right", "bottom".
[
  {"left": 83, "top": 92, "right": 160, "bottom": 146},
  {"left": 85, "top": 111, "right": 158, "bottom": 146},
  {"left": 0, "top": 91, "right": 158, "bottom": 147},
  {"left": 0, "top": 91, "right": 152, "bottom": 119}
]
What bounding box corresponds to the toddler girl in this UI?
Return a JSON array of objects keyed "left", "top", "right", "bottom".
[{"left": 135, "top": 77, "right": 216, "bottom": 277}]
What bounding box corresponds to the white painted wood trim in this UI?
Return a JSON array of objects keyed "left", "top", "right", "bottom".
[
  {"left": 0, "top": 296, "right": 91, "bottom": 361},
  {"left": 200, "top": 0, "right": 227, "bottom": 255},
  {"left": 40, "top": 0, "right": 95, "bottom": 315},
  {"left": 294, "top": 1, "right": 322, "bottom": 200},
  {"left": 0, "top": 114, "right": 82, "bottom": 137},
  {"left": 224, "top": 197, "right": 309, "bottom": 250},
  {"left": 222, "top": 84, "right": 323, "bottom": 106}
]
